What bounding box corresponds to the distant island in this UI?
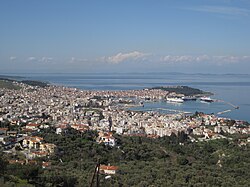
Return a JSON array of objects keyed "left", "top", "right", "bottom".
[{"left": 150, "top": 86, "right": 212, "bottom": 96}]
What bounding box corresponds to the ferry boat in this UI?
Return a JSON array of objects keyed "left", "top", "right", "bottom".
[
  {"left": 166, "top": 97, "right": 184, "bottom": 103},
  {"left": 182, "top": 96, "right": 197, "bottom": 101},
  {"left": 200, "top": 96, "right": 214, "bottom": 103}
]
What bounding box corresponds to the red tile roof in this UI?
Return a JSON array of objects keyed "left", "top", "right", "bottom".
[
  {"left": 100, "top": 165, "right": 118, "bottom": 171},
  {"left": 8, "top": 160, "right": 25, "bottom": 165},
  {"left": 0, "top": 128, "right": 8, "bottom": 131},
  {"left": 26, "top": 124, "right": 40, "bottom": 127},
  {"left": 42, "top": 162, "right": 51, "bottom": 167}
]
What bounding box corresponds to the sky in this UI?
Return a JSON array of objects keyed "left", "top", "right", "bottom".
[{"left": 1, "top": 0, "right": 250, "bottom": 74}]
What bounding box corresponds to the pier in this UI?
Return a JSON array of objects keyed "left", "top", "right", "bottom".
[
  {"left": 138, "top": 107, "right": 192, "bottom": 115},
  {"left": 156, "top": 108, "right": 192, "bottom": 114},
  {"left": 217, "top": 110, "right": 232, "bottom": 115},
  {"left": 215, "top": 99, "right": 239, "bottom": 109},
  {"left": 215, "top": 99, "right": 239, "bottom": 115}
]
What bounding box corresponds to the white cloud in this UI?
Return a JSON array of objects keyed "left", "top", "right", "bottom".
[
  {"left": 161, "top": 55, "right": 210, "bottom": 64},
  {"left": 161, "top": 55, "right": 250, "bottom": 64},
  {"left": 9, "top": 56, "right": 17, "bottom": 61},
  {"left": 103, "top": 51, "right": 149, "bottom": 64},
  {"left": 27, "top": 56, "right": 54, "bottom": 63},
  {"left": 70, "top": 57, "right": 88, "bottom": 64},
  {"left": 27, "top": 57, "right": 37, "bottom": 61},
  {"left": 214, "top": 55, "right": 250, "bottom": 64},
  {"left": 185, "top": 6, "right": 250, "bottom": 16},
  {"left": 40, "top": 57, "right": 53, "bottom": 63},
  {"left": 195, "top": 55, "right": 210, "bottom": 62}
]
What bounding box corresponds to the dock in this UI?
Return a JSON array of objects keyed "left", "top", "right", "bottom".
[
  {"left": 215, "top": 99, "right": 239, "bottom": 109},
  {"left": 215, "top": 99, "right": 239, "bottom": 115},
  {"left": 217, "top": 110, "right": 232, "bottom": 115},
  {"left": 155, "top": 108, "right": 192, "bottom": 114}
]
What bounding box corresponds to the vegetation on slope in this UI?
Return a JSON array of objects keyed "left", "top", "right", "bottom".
[
  {"left": 0, "top": 76, "right": 49, "bottom": 89},
  {"left": 20, "top": 80, "right": 48, "bottom": 88},
  {"left": 0, "top": 80, "right": 20, "bottom": 90},
  {"left": 151, "top": 86, "right": 212, "bottom": 96},
  {"left": 1, "top": 128, "right": 249, "bottom": 187}
]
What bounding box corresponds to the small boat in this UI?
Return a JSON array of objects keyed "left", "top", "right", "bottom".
[
  {"left": 200, "top": 97, "right": 214, "bottom": 103},
  {"left": 167, "top": 97, "right": 184, "bottom": 103}
]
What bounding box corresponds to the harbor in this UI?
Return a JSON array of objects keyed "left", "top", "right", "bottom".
[
  {"left": 2, "top": 72, "right": 249, "bottom": 122},
  {"left": 129, "top": 97, "right": 241, "bottom": 119}
]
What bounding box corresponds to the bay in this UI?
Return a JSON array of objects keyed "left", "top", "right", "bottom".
[{"left": 3, "top": 72, "right": 250, "bottom": 122}]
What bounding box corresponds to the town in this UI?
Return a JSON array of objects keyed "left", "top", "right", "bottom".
[
  {"left": 0, "top": 79, "right": 250, "bottom": 186},
  {"left": 1, "top": 81, "right": 250, "bottom": 161}
]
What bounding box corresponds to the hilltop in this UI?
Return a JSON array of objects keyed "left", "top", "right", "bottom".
[{"left": 151, "top": 86, "right": 212, "bottom": 96}]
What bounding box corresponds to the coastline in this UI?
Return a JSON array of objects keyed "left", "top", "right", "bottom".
[
  {"left": 0, "top": 75, "right": 250, "bottom": 121},
  {"left": 0, "top": 73, "right": 250, "bottom": 187}
]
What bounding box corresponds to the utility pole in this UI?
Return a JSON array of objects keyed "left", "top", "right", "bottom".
[
  {"left": 89, "top": 159, "right": 100, "bottom": 187},
  {"left": 96, "top": 162, "right": 100, "bottom": 187}
]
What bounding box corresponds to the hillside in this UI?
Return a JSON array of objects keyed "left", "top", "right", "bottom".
[
  {"left": 1, "top": 128, "right": 249, "bottom": 186},
  {"left": 0, "top": 80, "right": 20, "bottom": 90},
  {"left": 151, "top": 86, "right": 212, "bottom": 96},
  {"left": 0, "top": 76, "right": 49, "bottom": 89}
]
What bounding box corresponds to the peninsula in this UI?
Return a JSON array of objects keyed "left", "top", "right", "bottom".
[{"left": 151, "top": 86, "right": 212, "bottom": 96}]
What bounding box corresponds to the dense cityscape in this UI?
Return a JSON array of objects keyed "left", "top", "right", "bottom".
[{"left": 0, "top": 79, "right": 250, "bottom": 186}]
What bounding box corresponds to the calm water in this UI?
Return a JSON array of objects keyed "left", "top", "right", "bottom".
[{"left": 3, "top": 73, "right": 250, "bottom": 122}]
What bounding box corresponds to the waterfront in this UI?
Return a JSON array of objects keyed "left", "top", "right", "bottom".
[{"left": 3, "top": 72, "right": 250, "bottom": 122}]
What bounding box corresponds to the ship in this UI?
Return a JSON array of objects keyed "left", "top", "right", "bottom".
[
  {"left": 166, "top": 97, "right": 184, "bottom": 103},
  {"left": 200, "top": 96, "right": 214, "bottom": 103},
  {"left": 182, "top": 96, "right": 197, "bottom": 101}
]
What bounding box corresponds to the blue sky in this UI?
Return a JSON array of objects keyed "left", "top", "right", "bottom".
[{"left": 1, "top": 0, "right": 250, "bottom": 73}]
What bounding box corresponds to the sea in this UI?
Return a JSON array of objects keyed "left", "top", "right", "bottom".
[{"left": 3, "top": 73, "right": 250, "bottom": 122}]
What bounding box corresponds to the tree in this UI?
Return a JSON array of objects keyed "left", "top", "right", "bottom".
[
  {"left": 0, "top": 155, "right": 8, "bottom": 176},
  {"left": 178, "top": 131, "right": 188, "bottom": 143},
  {"left": 177, "top": 156, "right": 189, "bottom": 165}
]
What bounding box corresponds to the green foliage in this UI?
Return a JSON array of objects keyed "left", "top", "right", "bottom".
[
  {"left": 5, "top": 164, "right": 41, "bottom": 182},
  {"left": 2, "top": 129, "right": 250, "bottom": 186},
  {"left": 0, "top": 77, "right": 48, "bottom": 89},
  {"left": 0, "top": 153, "right": 8, "bottom": 176},
  {"left": 151, "top": 86, "right": 211, "bottom": 96},
  {"left": 177, "top": 156, "right": 189, "bottom": 165},
  {"left": 20, "top": 80, "right": 49, "bottom": 87},
  {"left": 0, "top": 80, "right": 20, "bottom": 90}
]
